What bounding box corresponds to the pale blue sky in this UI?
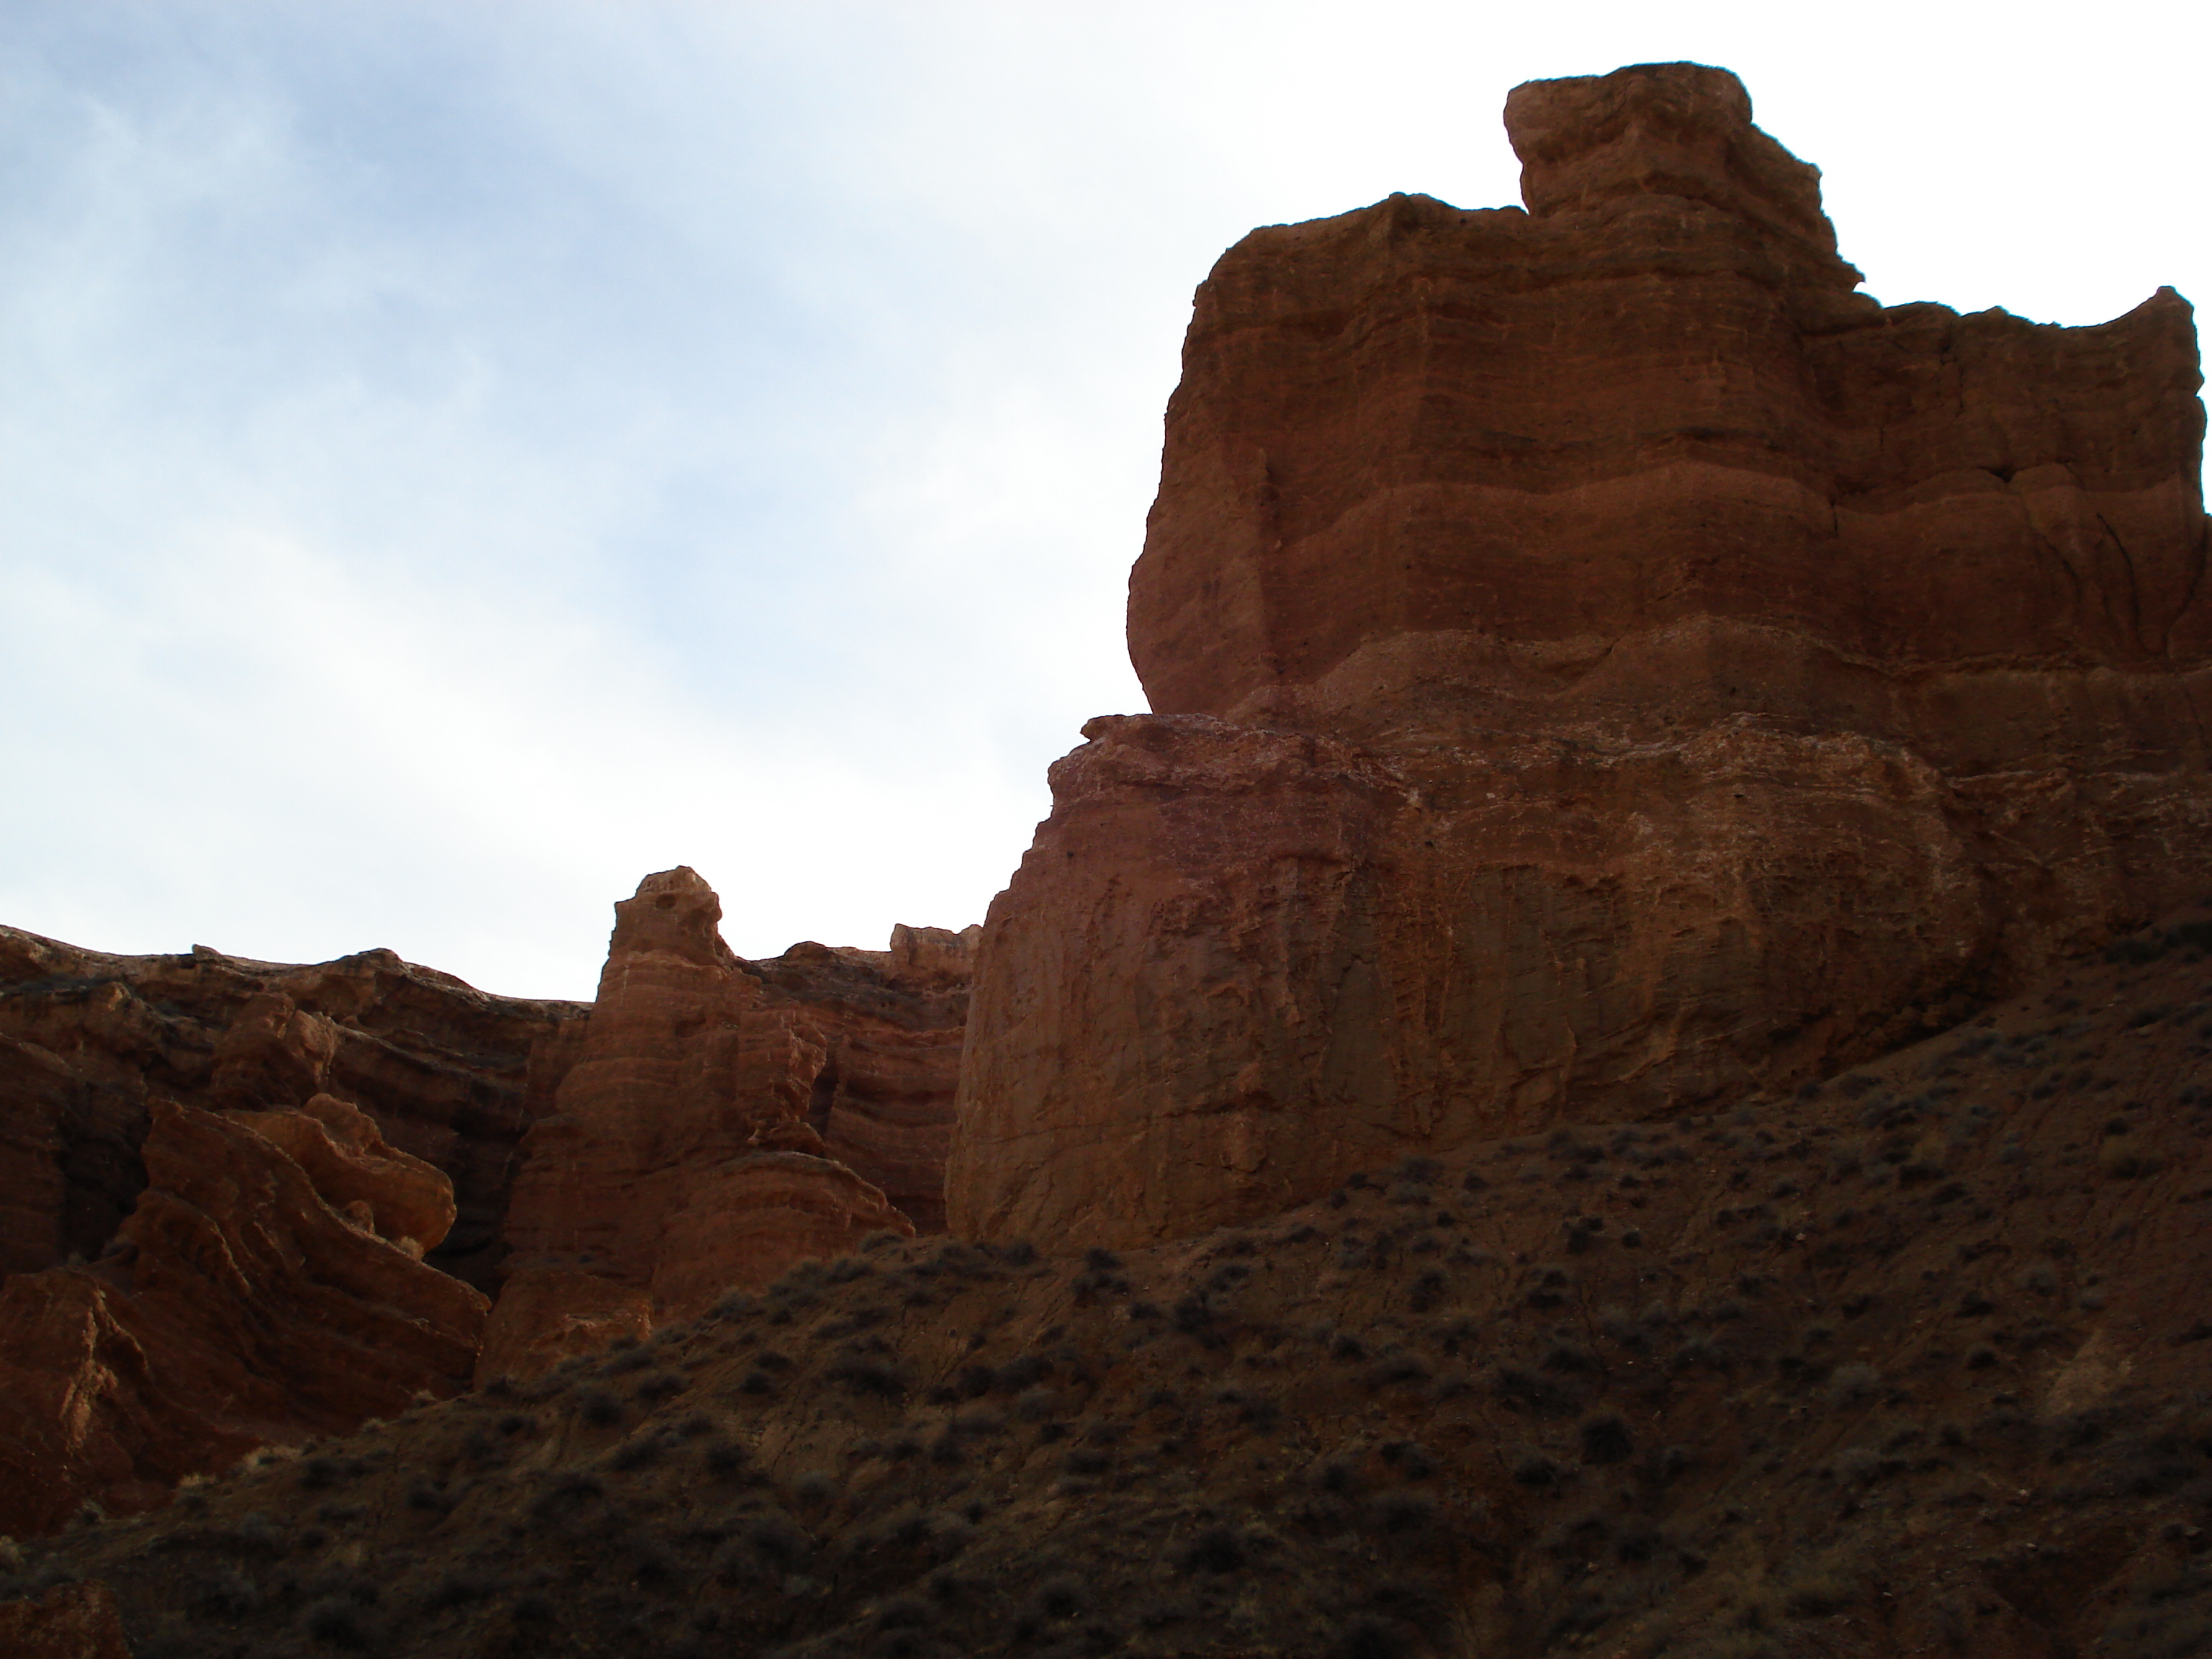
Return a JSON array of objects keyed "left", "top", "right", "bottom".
[{"left": 3, "top": 1, "right": 2204, "bottom": 998}]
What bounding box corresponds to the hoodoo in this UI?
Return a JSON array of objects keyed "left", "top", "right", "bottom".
[{"left": 948, "top": 62, "right": 2212, "bottom": 1248}]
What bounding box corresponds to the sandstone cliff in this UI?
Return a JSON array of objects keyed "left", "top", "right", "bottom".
[
  {"left": 484, "top": 870, "right": 972, "bottom": 1379},
  {"left": 0, "top": 927, "right": 588, "bottom": 1290},
  {"left": 0, "top": 893, "right": 976, "bottom": 1519},
  {"left": 949, "top": 61, "right": 2212, "bottom": 1248},
  {"left": 0, "top": 1097, "right": 485, "bottom": 1537}
]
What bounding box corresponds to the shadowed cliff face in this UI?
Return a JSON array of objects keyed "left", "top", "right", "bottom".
[
  {"left": 948, "top": 61, "right": 2212, "bottom": 1249},
  {"left": 0, "top": 926, "right": 589, "bottom": 1292}
]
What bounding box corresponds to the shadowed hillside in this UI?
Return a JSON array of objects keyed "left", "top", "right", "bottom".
[{"left": 12, "top": 901, "right": 2212, "bottom": 1658}]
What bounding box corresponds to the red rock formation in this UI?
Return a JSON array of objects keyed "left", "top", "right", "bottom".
[
  {"left": 0, "top": 1098, "right": 485, "bottom": 1537},
  {"left": 489, "top": 870, "right": 931, "bottom": 1373},
  {"left": 0, "top": 927, "right": 588, "bottom": 1290},
  {"left": 749, "top": 923, "right": 976, "bottom": 1234},
  {"left": 230, "top": 1093, "right": 456, "bottom": 1256},
  {"left": 948, "top": 62, "right": 2212, "bottom": 1248}
]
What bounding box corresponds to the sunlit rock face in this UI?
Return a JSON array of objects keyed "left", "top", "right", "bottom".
[
  {"left": 948, "top": 61, "right": 2212, "bottom": 1249},
  {"left": 486, "top": 871, "right": 976, "bottom": 1376}
]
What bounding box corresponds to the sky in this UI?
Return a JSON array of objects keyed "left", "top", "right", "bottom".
[{"left": 2, "top": 1, "right": 2206, "bottom": 1001}]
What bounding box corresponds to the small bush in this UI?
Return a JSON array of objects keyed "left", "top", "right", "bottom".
[
  {"left": 610, "top": 1432, "right": 665, "bottom": 1472},
  {"left": 1380, "top": 1440, "right": 1438, "bottom": 1479},
  {"left": 529, "top": 1470, "right": 603, "bottom": 1521},
  {"left": 2099, "top": 1137, "right": 2158, "bottom": 1179},
  {"left": 746, "top": 1509, "right": 811, "bottom": 1566},
  {"left": 1828, "top": 1362, "right": 1881, "bottom": 1407},
  {"left": 404, "top": 1480, "right": 454, "bottom": 1514},
  {"left": 298, "top": 1456, "right": 348, "bottom": 1492},
  {"left": 575, "top": 1388, "right": 623, "bottom": 1427},
  {"left": 1311, "top": 1455, "right": 1360, "bottom": 1495},
  {"left": 1174, "top": 1524, "right": 1249, "bottom": 1574},
  {"left": 421, "top": 1571, "right": 493, "bottom": 1613},
  {"left": 189, "top": 1567, "right": 261, "bottom": 1619},
  {"left": 1367, "top": 1354, "right": 1431, "bottom": 1389},
  {"left": 1333, "top": 1614, "right": 1413, "bottom": 1659},
  {"left": 1579, "top": 1412, "right": 1634, "bottom": 1465},
  {"left": 1832, "top": 1445, "right": 1884, "bottom": 1485},
  {"left": 1032, "top": 1573, "right": 1087, "bottom": 1620},
  {"left": 1367, "top": 1491, "right": 1437, "bottom": 1534},
  {"left": 1509, "top": 1447, "right": 1565, "bottom": 1489},
  {"left": 302, "top": 1598, "right": 372, "bottom": 1647}
]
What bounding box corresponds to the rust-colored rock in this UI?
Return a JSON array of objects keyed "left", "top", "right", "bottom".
[
  {"left": 0, "top": 1099, "right": 486, "bottom": 1537},
  {"left": 0, "top": 927, "right": 588, "bottom": 1289},
  {"left": 230, "top": 1093, "right": 456, "bottom": 1254},
  {"left": 748, "top": 923, "right": 976, "bottom": 1234},
  {"left": 0, "top": 1581, "right": 131, "bottom": 1659},
  {"left": 490, "top": 871, "right": 930, "bottom": 1371},
  {"left": 949, "top": 61, "right": 2212, "bottom": 1248}
]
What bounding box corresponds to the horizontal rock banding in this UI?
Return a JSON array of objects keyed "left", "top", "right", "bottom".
[{"left": 950, "top": 62, "right": 2212, "bottom": 1248}]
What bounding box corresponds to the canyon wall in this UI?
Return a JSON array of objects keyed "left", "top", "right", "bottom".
[
  {"left": 0, "top": 926, "right": 586, "bottom": 1291},
  {"left": 0, "top": 1096, "right": 485, "bottom": 1537},
  {"left": 482, "top": 869, "right": 972, "bottom": 1379},
  {"left": 0, "top": 884, "right": 976, "bottom": 1516},
  {"left": 948, "top": 61, "right": 2212, "bottom": 1249}
]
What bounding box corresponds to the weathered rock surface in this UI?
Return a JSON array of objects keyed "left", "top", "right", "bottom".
[
  {"left": 0, "top": 1098, "right": 487, "bottom": 1537},
  {"left": 751, "top": 923, "right": 976, "bottom": 1234},
  {"left": 489, "top": 871, "right": 969, "bottom": 1372},
  {"left": 0, "top": 927, "right": 588, "bottom": 1290},
  {"left": 949, "top": 61, "right": 2212, "bottom": 1248}
]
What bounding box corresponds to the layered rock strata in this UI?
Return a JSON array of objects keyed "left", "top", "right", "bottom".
[
  {"left": 751, "top": 923, "right": 976, "bottom": 1234},
  {"left": 0, "top": 1097, "right": 485, "bottom": 1537},
  {"left": 0, "top": 927, "right": 588, "bottom": 1290},
  {"left": 949, "top": 61, "right": 2212, "bottom": 1248},
  {"left": 485, "top": 871, "right": 971, "bottom": 1377}
]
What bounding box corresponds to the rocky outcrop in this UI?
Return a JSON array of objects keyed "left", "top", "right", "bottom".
[
  {"left": 0, "top": 1098, "right": 486, "bottom": 1537},
  {"left": 488, "top": 871, "right": 971, "bottom": 1372},
  {"left": 750, "top": 924, "right": 976, "bottom": 1234},
  {"left": 948, "top": 61, "right": 2212, "bottom": 1248},
  {"left": 0, "top": 927, "right": 588, "bottom": 1290}
]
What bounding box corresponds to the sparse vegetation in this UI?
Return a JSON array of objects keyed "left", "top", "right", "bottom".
[{"left": 19, "top": 930, "right": 2212, "bottom": 1659}]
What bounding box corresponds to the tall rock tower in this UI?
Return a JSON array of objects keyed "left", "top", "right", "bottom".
[{"left": 949, "top": 63, "right": 2212, "bottom": 1248}]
